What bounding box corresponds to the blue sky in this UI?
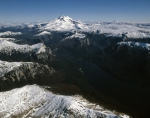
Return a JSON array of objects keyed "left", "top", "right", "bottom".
[{"left": 0, "top": 0, "right": 150, "bottom": 23}]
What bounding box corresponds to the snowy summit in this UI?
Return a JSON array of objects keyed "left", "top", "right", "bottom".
[
  {"left": 56, "top": 15, "right": 73, "bottom": 22},
  {"left": 41, "top": 15, "right": 88, "bottom": 31}
]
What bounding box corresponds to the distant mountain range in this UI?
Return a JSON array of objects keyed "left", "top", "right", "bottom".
[{"left": 0, "top": 15, "right": 150, "bottom": 38}]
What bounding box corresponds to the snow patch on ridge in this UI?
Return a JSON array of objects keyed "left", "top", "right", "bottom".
[
  {"left": 0, "top": 60, "right": 22, "bottom": 77},
  {"left": 125, "top": 32, "right": 149, "bottom": 39},
  {"left": 118, "top": 41, "right": 150, "bottom": 50},
  {"left": 0, "top": 38, "right": 16, "bottom": 41},
  {"left": 34, "top": 31, "right": 51, "bottom": 36},
  {"left": 0, "top": 40, "right": 46, "bottom": 54},
  {"left": 63, "top": 32, "right": 86, "bottom": 41},
  {"left": 0, "top": 85, "right": 130, "bottom": 118},
  {"left": 0, "top": 31, "right": 22, "bottom": 37}
]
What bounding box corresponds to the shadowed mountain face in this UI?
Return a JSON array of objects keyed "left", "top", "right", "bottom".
[
  {"left": 92, "top": 41, "right": 150, "bottom": 86},
  {"left": 0, "top": 16, "right": 150, "bottom": 118},
  {"left": 0, "top": 62, "right": 55, "bottom": 91}
]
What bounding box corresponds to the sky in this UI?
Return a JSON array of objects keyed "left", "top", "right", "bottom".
[{"left": 0, "top": 0, "right": 150, "bottom": 23}]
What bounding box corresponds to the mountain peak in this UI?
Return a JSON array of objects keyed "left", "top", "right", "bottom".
[
  {"left": 57, "top": 15, "right": 73, "bottom": 22},
  {"left": 41, "top": 15, "right": 88, "bottom": 31},
  {"left": 112, "top": 20, "right": 119, "bottom": 23}
]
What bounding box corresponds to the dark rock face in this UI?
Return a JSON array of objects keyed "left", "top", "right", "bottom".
[
  {"left": 35, "top": 32, "right": 150, "bottom": 86},
  {"left": 30, "top": 48, "right": 56, "bottom": 65},
  {"left": 0, "top": 63, "right": 56, "bottom": 91},
  {"left": 94, "top": 42, "right": 150, "bottom": 86}
]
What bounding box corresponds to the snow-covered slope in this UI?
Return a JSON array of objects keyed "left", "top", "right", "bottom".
[
  {"left": 62, "top": 32, "right": 86, "bottom": 41},
  {"left": 0, "top": 60, "right": 23, "bottom": 77},
  {"left": 41, "top": 15, "right": 88, "bottom": 31},
  {"left": 0, "top": 85, "right": 129, "bottom": 118},
  {"left": 118, "top": 41, "right": 150, "bottom": 50},
  {"left": 0, "top": 40, "right": 46, "bottom": 54},
  {"left": 0, "top": 38, "right": 16, "bottom": 41},
  {"left": 0, "top": 31, "right": 22, "bottom": 37},
  {"left": 34, "top": 31, "right": 51, "bottom": 36}
]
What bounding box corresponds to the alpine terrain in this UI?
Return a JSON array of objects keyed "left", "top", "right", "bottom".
[{"left": 0, "top": 15, "right": 150, "bottom": 118}]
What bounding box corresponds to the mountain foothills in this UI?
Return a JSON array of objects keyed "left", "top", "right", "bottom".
[{"left": 0, "top": 16, "right": 150, "bottom": 118}]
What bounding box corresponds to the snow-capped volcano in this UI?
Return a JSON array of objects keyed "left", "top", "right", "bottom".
[
  {"left": 38, "top": 15, "right": 150, "bottom": 38},
  {"left": 41, "top": 15, "right": 88, "bottom": 31}
]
